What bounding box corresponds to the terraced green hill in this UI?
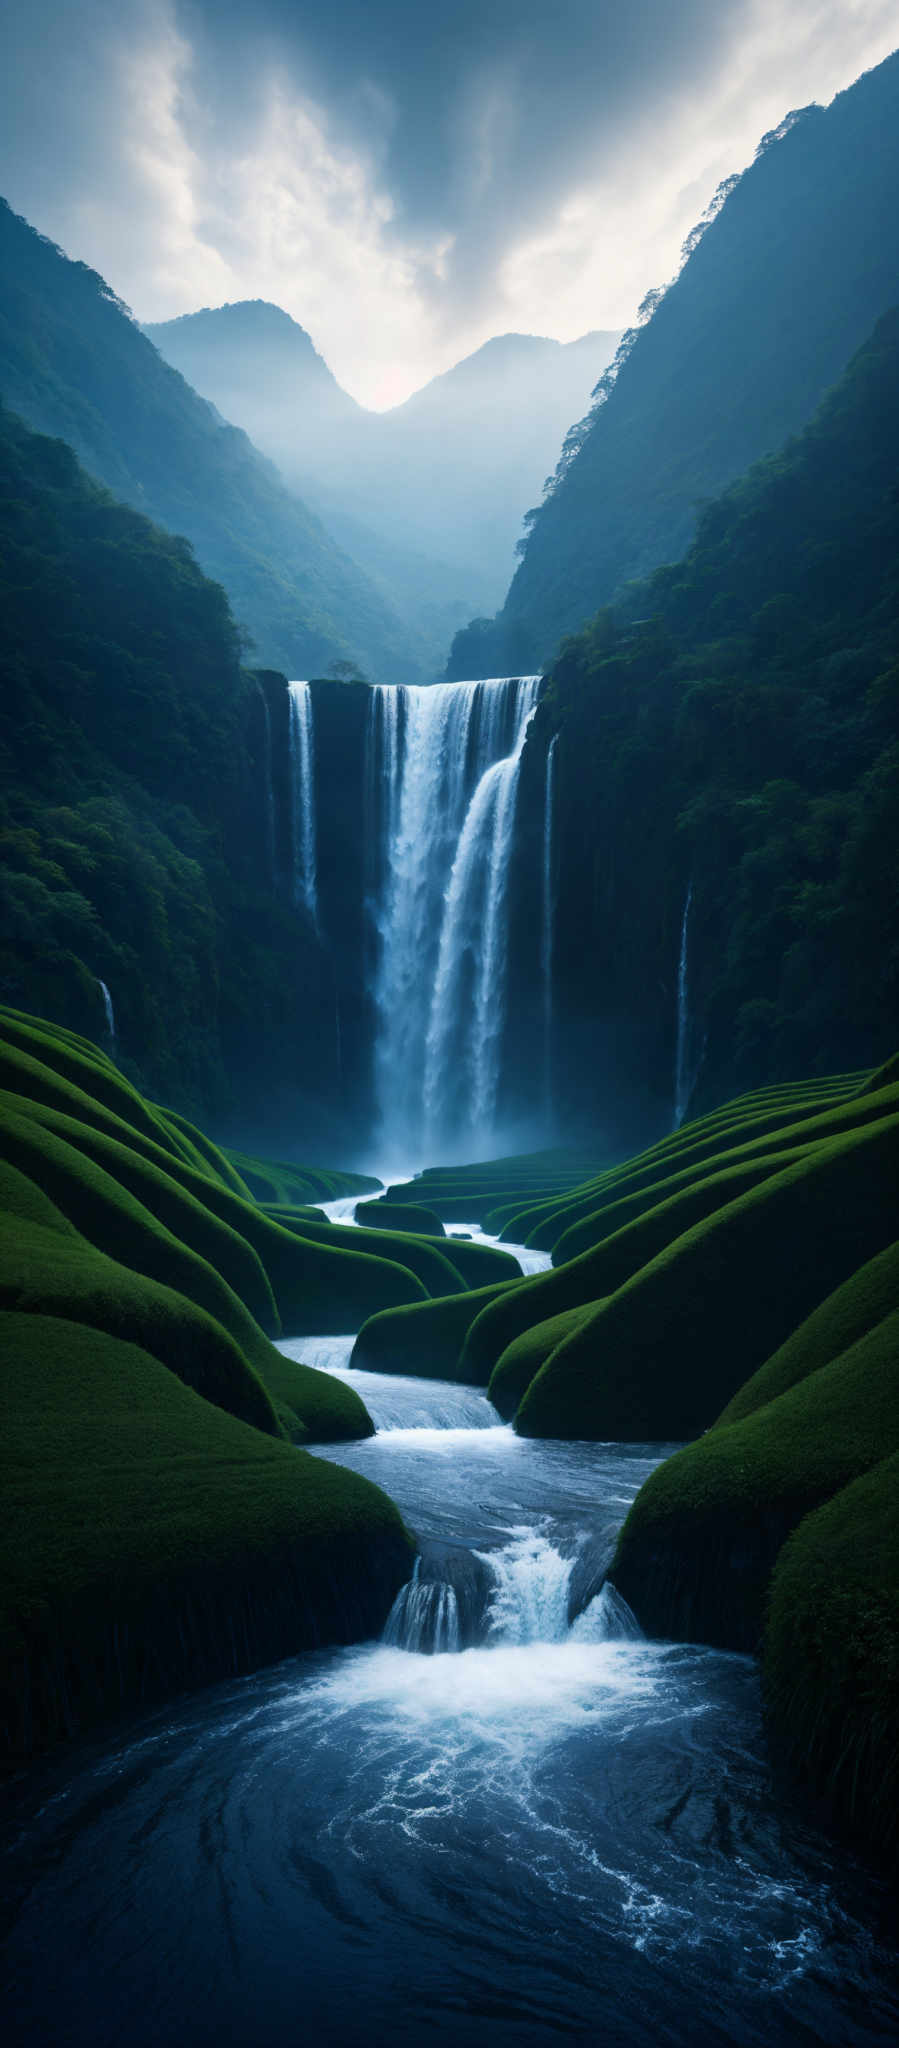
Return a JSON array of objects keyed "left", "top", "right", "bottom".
[{"left": 4, "top": 1010, "right": 554, "bottom": 1751}]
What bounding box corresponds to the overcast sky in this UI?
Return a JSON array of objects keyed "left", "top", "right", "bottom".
[{"left": 1, "top": 1, "right": 896, "bottom": 405}]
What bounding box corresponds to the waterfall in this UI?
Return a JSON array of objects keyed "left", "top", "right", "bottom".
[
  {"left": 383, "top": 1559, "right": 461, "bottom": 1655},
  {"left": 673, "top": 884, "right": 693, "bottom": 1129},
  {"left": 288, "top": 680, "right": 318, "bottom": 922},
  {"left": 384, "top": 1531, "right": 642, "bottom": 1655},
  {"left": 541, "top": 734, "right": 558, "bottom": 1115},
  {"left": 97, "top": 979, "right": 116, "bottom": 1045},
  {"left": 371, "top": 676, "right": 540, "bottom": 1160}
]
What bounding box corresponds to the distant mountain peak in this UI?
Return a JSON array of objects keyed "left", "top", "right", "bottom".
[{"left": 145, "top": 301, "right": 362, "bottom": 416}]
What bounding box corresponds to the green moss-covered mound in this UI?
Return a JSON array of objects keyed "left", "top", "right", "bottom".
[
  {"left": 488, "top": 1304, "right": 597, "bottom": 1420},
  {"left": 612, "top": 1312, "right": 899, "bottom": 1649},
  {"left": 1, "top": 1313, "right": 413, "bottom": 1754},
  {"left": 516, "top": 1110, "right": 899, "bottom": 1440},
  {"left": 437, "top": 1237, "right": 523, "bottom": 1288},
  {"left": 0, "top": 1009, "right": 391, "bottom": 1438},
  {"left": 355, "top": 1199, "right": 446, "bottom": 1236},
  {"left": 227, "top": 1146, "right": 378, "bottom": 1206},
  {"left": 494, "top": 1074, "right": 869, "bottom": 1251},
  {"left": 764, "top": 1455, "right": 899, "bottom": 1861},
  {"left": 351, "top": 1280, "right": 523, "bottom": 1381},
  {"left": 717, "top": 1240, "right": 899, "bottom": 1426},
  {"left": 383, "top": 1147, "right": 606, "bottom": 1224}
]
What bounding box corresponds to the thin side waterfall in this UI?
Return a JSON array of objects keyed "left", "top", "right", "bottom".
[
  {"left": 288, "top": 680, "right": 318, "bottom": 922},
  {"left": 372, "top": 676, "right": 540, "bottom": 1159},
  {"left": 541, "top": 733, "right": 559, "bottom": 1114},
  {"left": 97, "top": 979, "right": 115, "bottom": 1045},
  {"left": 673, "top": 883, "right": 692, "bottom": 1129}
]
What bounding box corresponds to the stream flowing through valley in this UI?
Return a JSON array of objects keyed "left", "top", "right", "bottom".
[{"left": 3, "top": 1217, "right": 896, "bottom": 2047}]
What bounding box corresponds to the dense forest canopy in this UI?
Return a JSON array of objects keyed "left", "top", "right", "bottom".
[
  {"left": 0, "top": 403, "right": 338, "bottom": 1128},
  {"left": 449, "top": 50, "right": 899, "bottom": 679},
  {"left": 0, "top": 200, "right": 421, "bottom": 684},
  {"left": 524, "top": 307, "right": 899, "bottom": 1129}
]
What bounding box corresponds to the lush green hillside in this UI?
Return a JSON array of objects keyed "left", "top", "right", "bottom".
[
  {"left": 0, "top": 198, "right": 420, "bottom": 683},
  {"left": 449, "top": 50, "right": 899, "bottom": 676},
  {"left": 0, "top": 1009, "right": 449, "bottom": 1751},
  {"left": 506, "top": 305, "right": 899, "bottom": 1135},
  {"left": 0, "top": 402, "right": 354, "bottom": 1129}
]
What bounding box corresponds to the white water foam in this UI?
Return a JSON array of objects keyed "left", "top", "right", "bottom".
[{"left": 287, "top": 680, "right": 318, "bottom": 922}]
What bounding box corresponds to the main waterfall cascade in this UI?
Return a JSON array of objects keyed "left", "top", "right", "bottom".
[
  {"left": 288, "top": 680, "right": 318, "bottom": 922},
  {"left": 369, "top": 676, "right": 542, "bottom": 1159}
]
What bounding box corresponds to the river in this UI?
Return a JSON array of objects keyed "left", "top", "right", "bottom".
[{"left": 3, "top": 1222, "right": 896, "bottom": 2048}]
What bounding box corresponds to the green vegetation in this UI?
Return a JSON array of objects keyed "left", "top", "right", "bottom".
[
  {"left": 0, "top": 197, "right": 420, "bottom": 683},
  {"left": 449, "top": 52, "right": 899, "bottom": 672},
  {"left": 517, "top": 1111, "right": 898, "bottom": 1440},
  {"left": 227, "top": 1148, "right": 377, "bottom": 1205},
  {"left": 502, "top": 300, "right": 899, "bottom": 1140},
  {"left": 356, "top": 1199, "right": 446, "bottom": 1236},
  {"left": 352, "top": 1280, "right": 522, "bottom": 1382},
  {"left": 717, "top": 1240, "right": 899, "bottom": 1426},
  {"left": 0, "top": 1009, "right": 454, "bottom": 1753},
  {"left": 764, "top": 1455, "right": 899, "bottom": 1861},
  {"left": 0, "top": 399, "right": 336, "bottom": 1125},
  {"left": 2, "top": 1313, "right": 413, "bottom": 1753},
  {"left": 612, "top": 1312, "right": 899, "bottom": 1649}
]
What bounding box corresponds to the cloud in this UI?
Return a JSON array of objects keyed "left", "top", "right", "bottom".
[{"left": 0, "top": 1, "right": 896, "bottom": 402}]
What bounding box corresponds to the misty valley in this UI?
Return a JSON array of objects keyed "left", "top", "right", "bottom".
[{"left": 2, "top": 33, "right": 899, "bottom": 2048}]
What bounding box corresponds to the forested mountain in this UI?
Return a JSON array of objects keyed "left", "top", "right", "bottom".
[
  {"left": 147, "top": 309, "right": 619, "bottom": 674},
  {"left": 0, "top": 402, "right": 345, "bottom": 1133},
  {"left": 507, "top": 306, "right": 899, "bottom": 1134},
  {"left": 449, "top": 50, "right": 899, "bottom": 678},
  {"left": 0, "top": 201, "right": 423, "bottom": 683}
]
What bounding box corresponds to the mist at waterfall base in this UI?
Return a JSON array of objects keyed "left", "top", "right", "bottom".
[{"left": 5, "top": 1343, "right": 896, "bottom": 2048}]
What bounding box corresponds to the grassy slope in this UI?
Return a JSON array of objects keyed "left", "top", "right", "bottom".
[
  {"left": 764, "top": 1454, "right": 899, "bottom": 1861},
  {"left": 517, "top": 1111, "right": 898, "bottom": 1440},
  {"left": 612, "top": 1312, "right": 899, "bottom": 1648},
  {"left": 2, "top": 1314, "right": 413, "bottom": 1753}
]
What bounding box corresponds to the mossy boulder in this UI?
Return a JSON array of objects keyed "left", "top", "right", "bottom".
[
  {"left": 488, "top": 1303, "right": 597, "bottom": 1419},
  {"left": 356, "top": 1200, "right": 446, "bottom": 1237},
  {"left": 716, "top": 1239, "right": 899, "bottom": 1426},
  {"left": 351, "top": 1279, "right": 521, "bottom": 1381},
  {"left": 612, "top": 1311, "right": 899, "bottom": 1649},
  {"left": 763, "top": 1454, "right": 899, "bottom": 1863},
  {"left": 1, "top": 1313, "right": 413, "bottom": 1754}
]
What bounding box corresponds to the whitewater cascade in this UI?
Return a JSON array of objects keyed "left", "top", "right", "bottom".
[
  {"left": 288, "top": 680, "right": 318, "bottom": 921},
  {"left": 673, "top": 884, "right": 693, "bottom": 1128},
  {"left": 372, "top": 676, "right": 541, "bottom": 1159},
  {"left": 383, "top": 1529, "right": 642, "bottom": 1655},
  {"left": 541, "top": 734, "right": 559, "bottom": 1114},
  {"left": 97, "top": 978, "right": 116, "bottom": 1044}
]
